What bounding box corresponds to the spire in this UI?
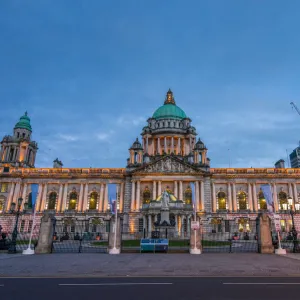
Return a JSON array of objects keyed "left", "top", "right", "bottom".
[{"left": 164, "top": 89, "right": 176, "bottom": 105}]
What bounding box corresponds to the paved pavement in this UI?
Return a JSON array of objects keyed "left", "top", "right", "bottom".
[
  {"left": 1, "top": 277, "right": 300, "bottom": 300},
  {"left": 0, "top": 253, "right": 300, "bottom": 277}
]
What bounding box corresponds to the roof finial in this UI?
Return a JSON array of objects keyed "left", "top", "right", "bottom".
[
  {"left": 25, "top": 111, "right": 28, "bottom": 116},
  {"left": 164, "top": 89, "right": 176, "bottom": 105}
]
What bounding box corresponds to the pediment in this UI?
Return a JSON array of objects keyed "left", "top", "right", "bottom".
[{"left": 133, "top": 155, "right": 202, "bottom": 174}]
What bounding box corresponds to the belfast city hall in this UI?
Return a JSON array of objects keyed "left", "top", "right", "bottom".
[{"left": 0, "top": 89, "right": 300, "bottom": 242}]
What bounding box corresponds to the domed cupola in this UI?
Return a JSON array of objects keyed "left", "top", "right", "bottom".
[
  {"left": 14, "top": 112, "right": 32, "bottom": 132},
  {"left": 194, "top": 138, "right": 205, "bottom": 150},
  {"left": 130, "top": 138, "right": 143, "bottom": 150},
  {"left": 152, "top": 89, "right": 187, "bottom": 120},
  {"left": 128, "top": 138, "right": 144, "bottom": 166}
]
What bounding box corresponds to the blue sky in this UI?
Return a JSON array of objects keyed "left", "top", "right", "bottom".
[{"left": 1, "top": 0, "right": 300, "bottom": 168}]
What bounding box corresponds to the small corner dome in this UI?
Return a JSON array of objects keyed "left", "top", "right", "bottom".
[
  {"left": 130, "top": 138, "right": 143, "bottom": 150},
  {"left": 14, "top": 112, "right": 32, "bottom": 132},
  {"left": 194, "top": 138, "right": 205, "bottom": 150}
]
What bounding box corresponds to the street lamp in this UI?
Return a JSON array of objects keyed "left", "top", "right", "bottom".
[
  {"left": 287, "top": 196, "right": 299, "bottom": 253},
  {"left": 8, "top": 197, "right": 23, "bottom": 253}
]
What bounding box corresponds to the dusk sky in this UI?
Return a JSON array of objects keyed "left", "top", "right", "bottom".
[{"left": 1, "top": 0, "right": 300, "bottom": 169}]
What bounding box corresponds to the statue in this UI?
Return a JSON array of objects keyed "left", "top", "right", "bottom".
[{"left": 161, "top": 191, "right": 170, "bottom": 209}]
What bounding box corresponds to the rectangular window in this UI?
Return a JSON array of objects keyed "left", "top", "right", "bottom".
[
  {"left": 28, "top": 220, "right": 33, "bottom": 233},
  {"left": 287, "top": 220, "right": 293, "bottom": 232},
  {"left": 92, "top": 224, "right": 97, "bottom": 233},
  {"left": 71, "top": 225, "right": 75, "bottom": 233},
  {"left": 106, "top": 222, "right": 110, "bottom": 233},
  {"left": 138, "top": 218, "right": 143, "bottom": 232},
  {"left": 217, "top": 223, "right": 222, "bottom": 233},
  {"left": 225, "top": 220, "right": 230, "bottom": 233},
  {"left": 20, "top": 220, "right": 25, "bottom": 233},
  {"left": 280, "top": 220, "right": 286, "bottom": 232},
  {"left": 0, "top": 183, "right": 8, "bottom": 193}
]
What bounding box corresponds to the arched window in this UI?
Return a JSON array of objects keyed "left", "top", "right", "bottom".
[
  {"left": 217, "top": 191, "right": 226, "bottom": 210},
  {"left": 48, "top": 192, "right": 57, "bottom": 210},
  {"left": 143, "top": 187, "right": 151, "bottom": 204},
  {"left": 238, "top": 218, "right": 250, "bottom": 232},
  {"left": 69, "top": 192, "right": 77, "bottom": 210},
  {"left": 134, "top": 152, "right": 138, "bottom": 163},
  {"left": 258, "top": 190, "right": 267, "bottom": 210},
  {"left": 238, "top": 191, "right": 247, "bottom": 210},
  {"left": 27, "top": 192, "right": 33, "bottom": 209},
  {"left": 279, "top": 191, "right": 288, "bottom": 210},
  {"left": 0, "top": 195, "right": 5, "bottom": 212},
  {"left": 89, "top": 192, "right": 98, "bottom": 210},
  {"left": 184, "top": 186, "right": 192, "bottom": 204}
]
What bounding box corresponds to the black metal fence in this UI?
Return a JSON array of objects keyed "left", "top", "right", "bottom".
[{"left": 51, "top": 218, "right": 110, "bottom": 253}]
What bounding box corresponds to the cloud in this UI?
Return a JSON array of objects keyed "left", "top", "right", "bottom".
[
  {"left": 116, "top": 115, "right": 146, "bottom": 127},
  {"left": 96, "top": 130, "right": 115, "bottom": 141},
  {"left": 56, "top": 134, "right": 79, "bottom": 142}
]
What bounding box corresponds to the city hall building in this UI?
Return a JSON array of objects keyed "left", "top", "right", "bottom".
[{"left": 0, "top": 90, "right": 299, "bottom": 237}]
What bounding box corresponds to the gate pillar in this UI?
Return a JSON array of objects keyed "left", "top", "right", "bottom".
[
  {"left": 189, "top": 223, "right": 202, "bottom": 254},
  {"left": 109, "top": 216, "right": 121, "bottom": 254},
  {"left": 35, "top": 212, "right": 56, "bottom": 254},
  {"left": 257, "top": 213, "right": 274, "bottom": 254}
]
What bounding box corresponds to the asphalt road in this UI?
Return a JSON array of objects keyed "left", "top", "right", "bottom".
[{"left": 0, "top": 277, "right": 300, "bottom": 300}]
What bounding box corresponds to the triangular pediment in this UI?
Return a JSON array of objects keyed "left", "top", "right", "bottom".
[{"left": 133, "top": 155, "right": 203, "bottom": 174}]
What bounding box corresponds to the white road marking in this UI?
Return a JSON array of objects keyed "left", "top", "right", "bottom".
[
  {"left": 223, "top": 283, "right": 300, "bottom": 285},
  {"left": 59, "top": 283, "right": 173, "bottom": 286}
]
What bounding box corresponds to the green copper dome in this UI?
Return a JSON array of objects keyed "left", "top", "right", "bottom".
[
  {"left": 152, "top": 103, "right": 187, "bottom": 119},
  {"left": 14, "top": 112, "right": 32, "bottom": 132},
  {"left": 152, "top": 89, "right": 187, "bottom": 119}
]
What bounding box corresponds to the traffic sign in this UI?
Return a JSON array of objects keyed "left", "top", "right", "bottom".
[{"left": 191, "top": 221, "right": 200, "bottom": 230}]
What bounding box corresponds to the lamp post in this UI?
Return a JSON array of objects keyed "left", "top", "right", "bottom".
[
  {"left": 287, "top": 196, "right": 299, "bottom": 253},
  {"left": 8, "top": 197, "right": 23, "bottom": 253}
]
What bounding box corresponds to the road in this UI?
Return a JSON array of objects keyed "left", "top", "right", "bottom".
[{"left": 0, "top": 277, "right": 300, "bottom": 300}]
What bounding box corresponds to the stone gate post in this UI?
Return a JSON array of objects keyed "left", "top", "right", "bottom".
[
  {"left": 189, "top": 222, "right": 202, "bottom": 254},
  {"left": 35, "top": 212, "right": 56, "bottom": 254},
  {"left": 257, "top": 213, "right": 274, "bottom": 254}
]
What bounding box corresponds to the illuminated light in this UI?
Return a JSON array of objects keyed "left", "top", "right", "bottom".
[
  {"left": 282, "top": 203, "right": 288, "bottom": 210},
  {"left": 295, "top": 203, "right": 300, "bottom": 211}
]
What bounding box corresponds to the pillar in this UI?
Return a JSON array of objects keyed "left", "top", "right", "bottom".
[
  {"left": 99, "top": 183, "right": 104, "bottom": 212},
  {"left": 227, "top": 183, "right": 232, "bottom": 212},
  {"left": 21, "top": 183, "right": 28, "bottom": 210},
  {"left": 62, "top": 183, "right": 68, "bottom": 211},
  {"left": 158, "top": 181, "right": 162, "bottom": 196},
  {"left": 131, "top": 181, "right": 135, "bottom": 211},
  {"left": 82, "top": 183, "right": 88, "bottom": 211},
  {"left": 174, "top": 181, "right": 178, "bottom": 198},
  {"left": 293, "top": 183, "right": 298, "bottom": 209},
  {"left": 12, "top": 182, "right": 21, "bottom": 208},
  {"left": 195, "top": 181, "right": 199, "bottom": 211},
  {"left": 40, "top": 183, "right": 48, "bottom": 212},
  {"left": 36, "top": 184, "right": 43, "bottom": 211},
  {"left": 248, "top": 183, "right": 253, "bottom": 211},
  {"left": 136, "top": 180, "right": 141, "bottom": 211},
  {"left": 178, "top": 138, "right": 181, "bottom": 154},
  {"left": 181, "top": 215, "right": 185, "bottom": 236},
  {"left": 79, "top": 183, "right": 84, "bottom": 211},
  {"left": 143, "top": 215, "right": 147, "bottom": 233},
  {"left": 200, "top": 180, "right": 204, "bottom": 211},
  {"left": 174, "top": 214, "right": 178, "bottom": 237},
  {"left": 179, "top": 181, "right": 183, "bottom": 200},
  {"left": 119, "top": 182, "right": 124, "bottom": 212},
  {"left": 253, "top": 183, "right": 258, "bottom": 212},
  {"left": 164, "top": 136, "right": 167, "bottom": 153},
  {"left": 157, "top": 137, "right": 161, "bottom": 154},
  {"left": 232, "top": 183, "right": 237, "bottom": 211},
  {"left": 152, "top": 181, "right": 157, "bottom": 200},
  {"left": 103, "top": 184, "right": 108, "bottom": 211},
  {"left": 258, "top": 213, "right": 274, "bottom": 254},
  {"left": 211, "top": 182, "right": 216, "bottom": 212},
  {"left": 171, "top": 137, "right": 174, "bottom": 153},
  {"left": 148, "top": 215, "right": 152, "bottom": 237},
  {"left": 288, "top": 183, "right": 293, "bottom": 200},
  {"left": 57, "top": 184, "right": 63, "bottom": 212},
  {"left": 6, "top": 182, "right": 16, "bottom": 211},
  {"left": 273, "top": 182, "right": 278, "bottom": 212}
]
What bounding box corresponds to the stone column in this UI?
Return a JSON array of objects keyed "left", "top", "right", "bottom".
[
  {"left": 62, "top": 183, "right": 68, "bottom": 211},
  {"left": 143, "top": 215, "right": 147, "bottom": 234},
  {"left": 257, "top": 213, "right": 274, "bottom": 254},
  {"left": 171, "top": 137, "right": 174, "bottom": 153},
  {"left": 40, "top": 183, "right": 48, "bottom": 212},
  {"left": 157, "top": 137, "right": 161, "bottom": 154},
  {"left": 293, "top": 183, "right": 298, "bottom": 208},
  {"left": 253, "top": 183, "right": 258, "bottom": 212},
  {"left": 195, "top": 181, "right": 199, "bottom": 211},
  {"left": 179, "top": 181, "right": 183, "bottom": 200},
  {"left": 272, "top": 182, "right": 278, "bottom": 212},
  {"left": 82, "top": 183, "right": 88, "bottom": 212},
  {"left": 178, "top": 138, "right": 181, "bottom": 154},
  {"left": 119, "top": 182, "right": 124, "bottom": 212},
  {"left": 187, "top": 216, "right": 191, "bottom": 236},
  {"left": 164, "top": 136, "right": 167, "bottom": 153},
  {"left": 78, "top": 183, "right": 84, "bottom": 211},
  {"left": 227, "top": 183, "right": 232, "bottom": 212},
  {"left": 131, "top": 181, "right": 135, "bottom": 211},
  {"left": 136, "top": 180, "right": 141, "bottom": 211},
  {"left": 152, "top": 181, "right": 157, "bottom": 200},
  {"left": 148, "top": 215, "right": 152, "bottom": 237},
  {"left": 146, "top": 136, "right": 149, "bottom": 153},
  {"left": 99, "top": 183, "right": 104, "bottom": 212},
  {"left": 103, "top": 184, "right": 108, "bottom": 212},
  {"left": 174, "top": 181, "right": 178, "bottom": 198},
  {"left": 174, "top": 214, "right": 178, "bottom": 237},
  {"left": 248, "top": 183, "right": 253, "bottom": 211},
  {"left": 232, "top": 183, "right": 237, "bottom": 211},
  {"left": 200, "top": 180, "right": 204, "bottom": 211},
  {"left": 288, "top": 183, "right": 293, "bottom": 200},
  {"left": 57, "top": 184, "right": 63, "bottom": 212},
  {"left": 12, "top": 182, "right": 21, "bottom": 208},
  {"left": 21, "top": 183, "right": 28, "bottom": 210},
  {"left": 36, "top": 184, "right": 43, "bottom": 211},
  {"left": 181, "top": 215, "right": 185, "bottom": 236},
  {"left": 6, "top": 182, "right": 16, "bottom": 211},
  {"left": 158, "top": 181, "right": 162, "bottom": 196},
  {"left": 211, "top": 182, "right": 216, "bottom": 212}
]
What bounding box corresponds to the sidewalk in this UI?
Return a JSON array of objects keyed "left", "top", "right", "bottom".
[{"left": 0, "top": 253, "right": 300, "bottom": 277}]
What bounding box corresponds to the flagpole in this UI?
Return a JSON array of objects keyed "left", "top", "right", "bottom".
[
  {"left": 23, "top": 192, "right": 38, "bottom": 255},
  {"left": 109, "top": 185, "right": 120, "bottom": 254}
]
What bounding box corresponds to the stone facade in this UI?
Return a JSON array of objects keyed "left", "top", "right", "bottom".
[{"left": 0, "top": 90, "right": 300, "bottom": 238}]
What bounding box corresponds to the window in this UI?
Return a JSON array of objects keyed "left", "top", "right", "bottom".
[
  {"left": 238, "top": 191, "right": 247, "bottom": 210},
  {"left": 89, "top": 192, "right": 98, "bottom": 210},
  {"left": 184, "top": 186, "right": 192, "bottom": 204},
  {"left": 211, "top": 218, "right": 222, "bottom": 233},
  {"left": 143, "top": 187, "right": 151, "bottom": 203},
  {"left": 258, "top": 190, "right": 267, "bottom": 210},
  {"left": 225, "top": 220, "right": 230, "bottom": 233},
  {"left": 48, "top": 192, "right": 57, "bottom": 210},
  {"left": 27, "top": 192, "right": 33, "bottom": 209},
  {"left": 0, "top": 195, "right": 5, "bottom": 212},
  {"left": 280, "top": 220, "right": 286, "bottom": 232},
  {"left": 68, "top": 192, "right": 77, "bottom": 210},
  {"left": 138, "top": 218, "right": 143, "bottom": 232},
  {"left": 20, "top": 220, "right": 25, "bottom": 233},
  {"left": 217, "top": 191, "right": 226, "bottom": 210},
  {"left": 92, "top": 224, "right": 97, "bottom": 232},
  {"left": 28, "top": 220, "right": 33, "bottom": 233},
  {"left": 238, "top": 218, "right": 250, "bottom": 232},
  {"left": 0, "top": 183, "right": 8, "bottom": 192},
  {"left": 279, "top": 191, "right": 288, "bottom": 210}
]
